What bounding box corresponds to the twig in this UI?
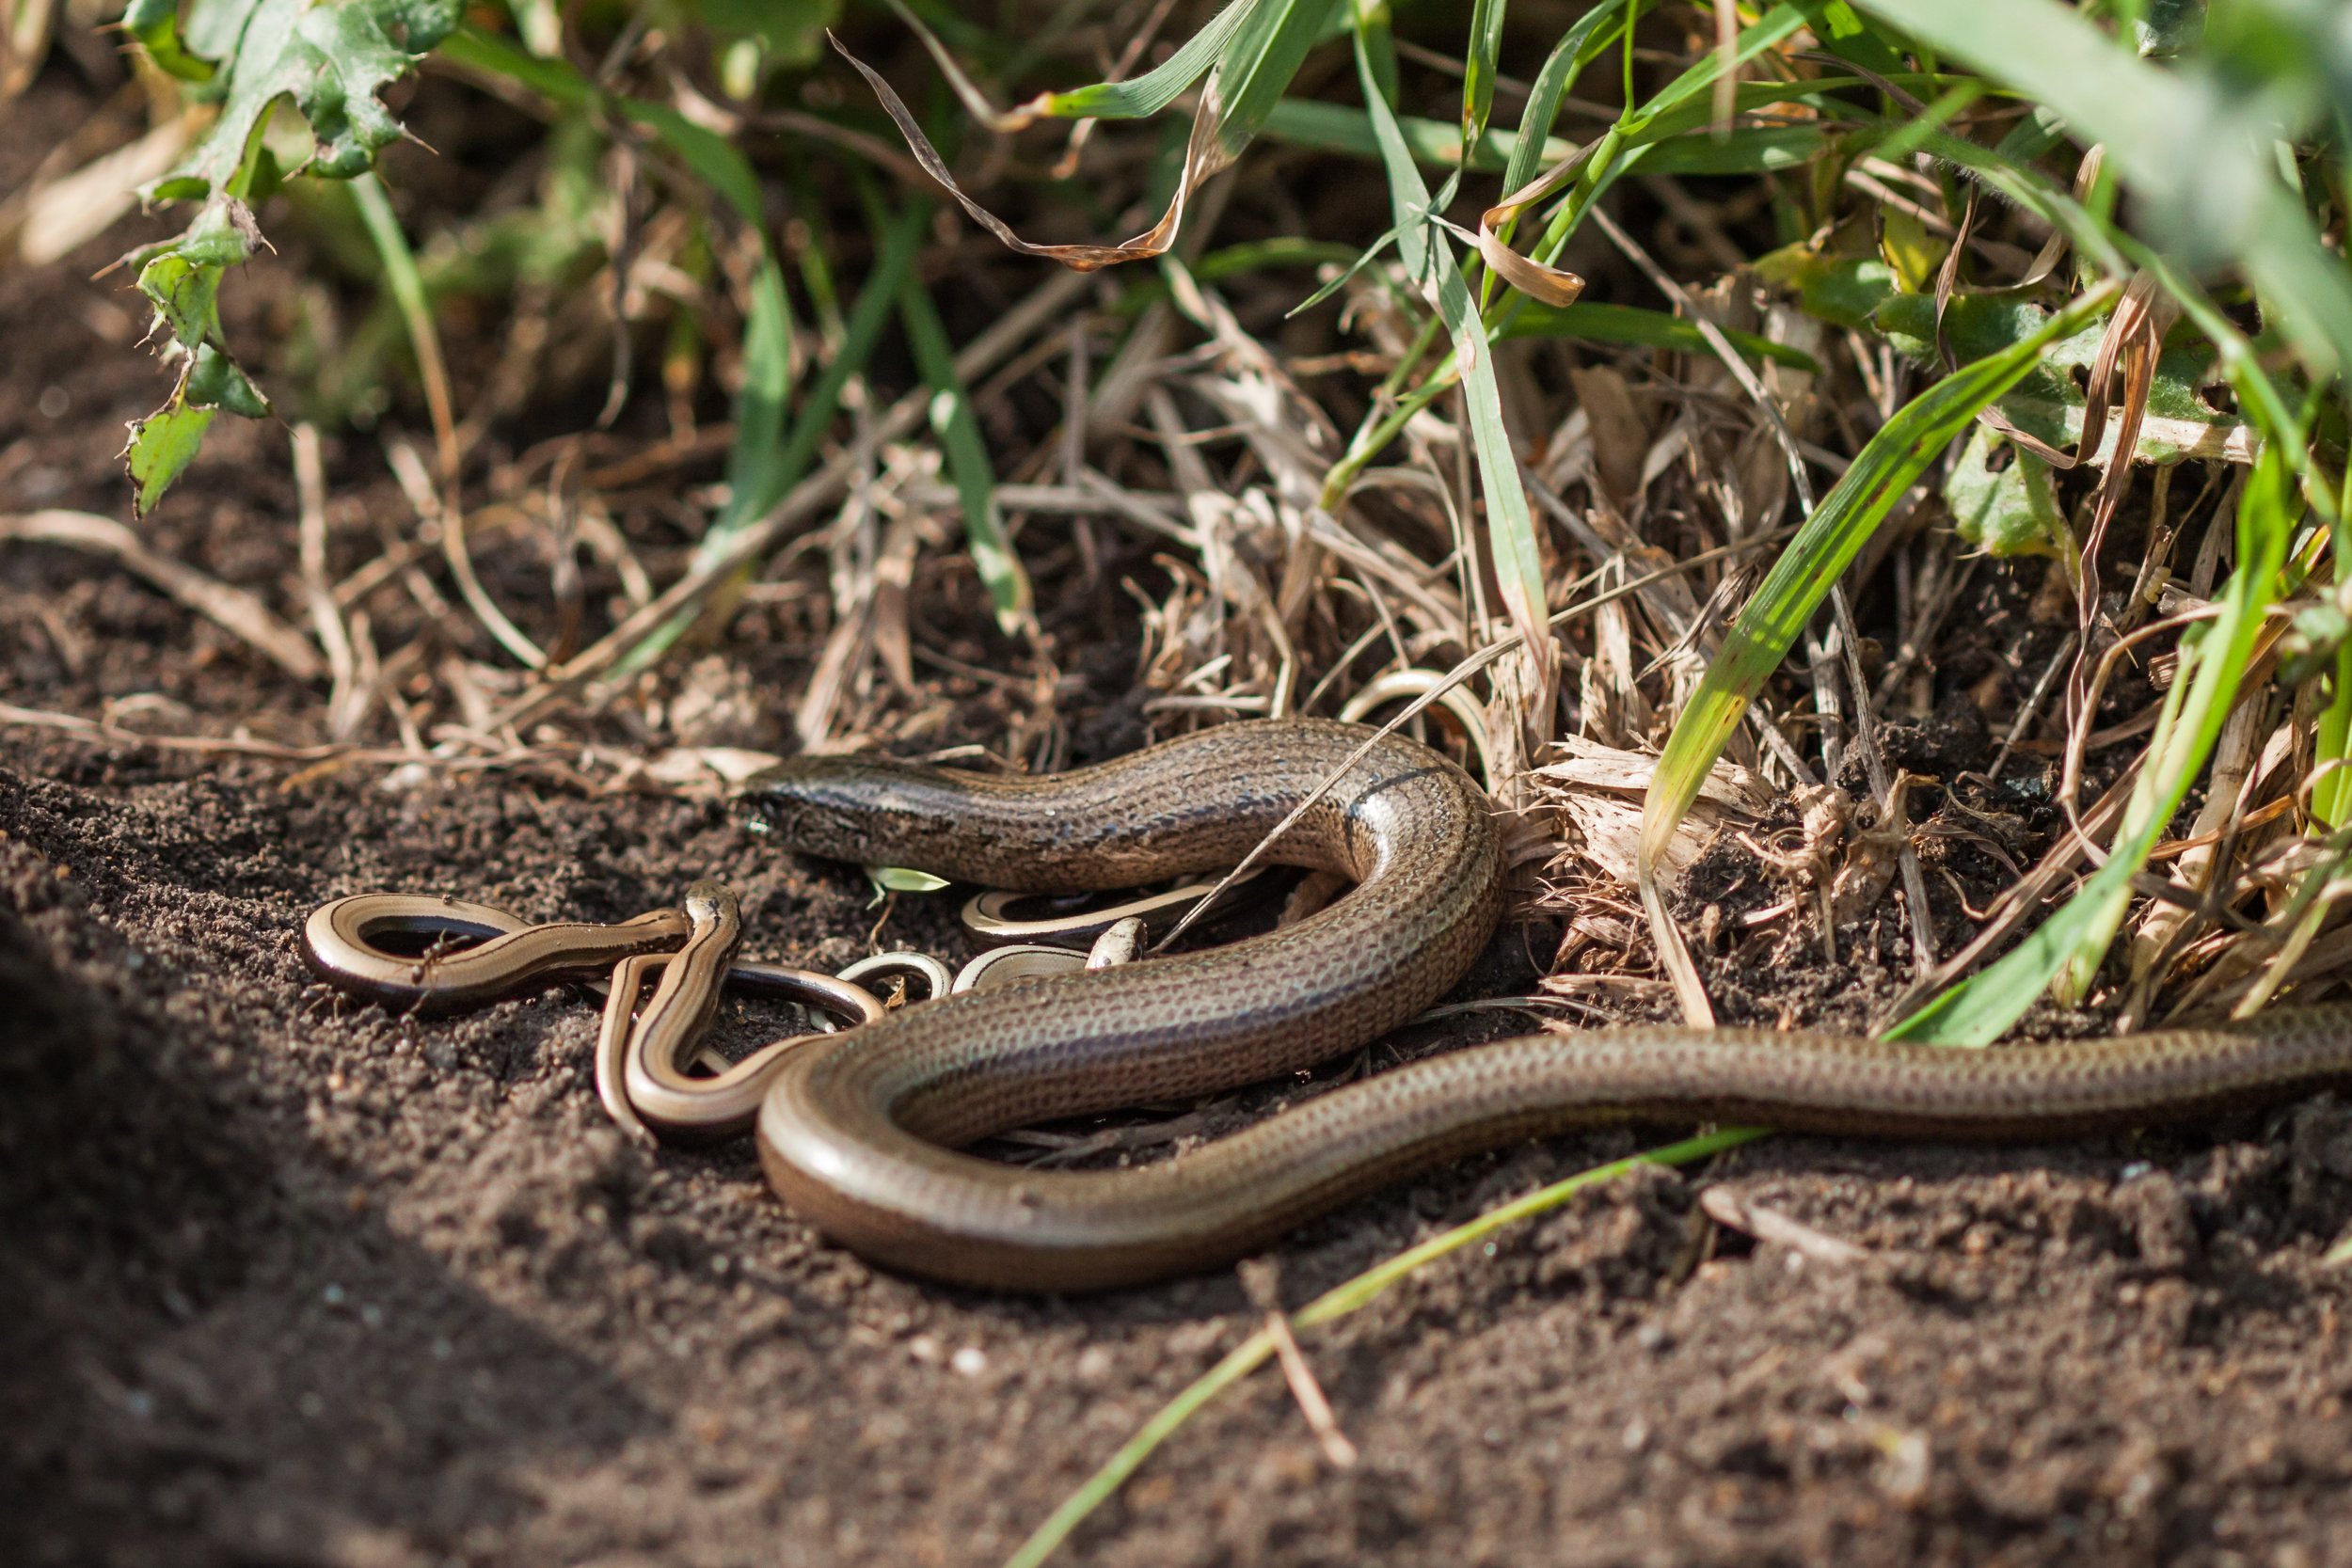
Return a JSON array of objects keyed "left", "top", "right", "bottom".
[
  {"left": 1239, "top": 1259, "right": 1357, "bottom": 1468},
  {"left": 0, "top": 510, "right": 322, "bottom": 680},
  {"left": 1988, "top": 632, "right": 2077, "bottom": 780},
  {"left": 1697, "top": 1185, "right": 1872, "bottom": 1267},
  {"left": 387, "top": 438, "right": 545, "bottom": 670},
  {"left": 476, "top": 269, "right": 1097, "bottom": 736},
  {"left": 0, "top": 700, "right": 534, "bottom": 768},
  {"left": 1828, "top": 584, "right": 1939, "bottom": 968},
  {"left": 293, "top": 425, "right": 359, "bottom": 736}
]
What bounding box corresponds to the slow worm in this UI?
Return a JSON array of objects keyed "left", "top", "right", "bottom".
[{"left": 735, "top": 718, "right": 2352, "bottom": 1292}]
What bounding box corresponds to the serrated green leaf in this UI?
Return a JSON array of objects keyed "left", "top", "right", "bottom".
[
  {"left": 122, "top": 0, "right": 458, "bottom": 513},
  {"left": 124, "top": 0, "right": 217, "bottom": 81},
  {"left": 139, "top": 0, "right": 459, "bottom": 203},
  {"left": 1946, "top": 425, "right": 2065, "bottom": 557},
  {"left": 1757, "top": 249, "right": 1900, "bottom": 331},
  {"left": 185, "top": 343, "right": 272, "bottom": 417},
  {"left": 1871, "top": 294, "right": 2253, "bottom": 463},
  {"left": 134, "top": 197, "right": 254, "bottom": 347},
  {"left": 121, "top": 390, "right": 216, "bottom": 519}
]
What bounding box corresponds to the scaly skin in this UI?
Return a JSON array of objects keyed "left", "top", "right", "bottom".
[{"left": 734, "top": 718, "right": 2352, "bottom": 1293}]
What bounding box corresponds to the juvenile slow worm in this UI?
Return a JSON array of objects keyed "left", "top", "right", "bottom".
[{"left": 736, "top": 717, "right": 2352, "bottom": 1292}]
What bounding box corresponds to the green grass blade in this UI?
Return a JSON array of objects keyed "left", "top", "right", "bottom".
[
  {"left": 615, "top": 200, "right": 925, "bottom": 674},
  {"left": 716, "top": 198, "right": 923, "bottom": 546},
  {"left": 1000, "top": 1126, "right": 1764, "bottom": 1568},
  {"left": 2315, "top": 447, "right": 2352, "bottom": 828},
  {"left": 2053, "top": 448, "right": 2300, "bottom": 1000},
  {"left": 899, "top": 272, "right": 1034, "bottom": 636},
  {"left": 439, "top": 24, "right": 589, "bottom": 106},
  {"left": 1636, "top": 286, "right": 2117, "bottom": 916},
  {"left": 1266, "top": 75, "right": 1859, "bottom": 173},
  {"left": 720, "top": 260, "right": 796, "bottom": 549},
  {"left": 1036, "top": 0, "right": 1261, "bottom": 119},
  {"left": 1348, "top": 16, "right": 1546, "bottom": 647},
  {"left": 1460, "top": 0, "right": 1507, "bottom": 150},
  {"left": 1501, "top": 2, "right": 1624, "bottom": 198},
  {"left": 1502, "top": 301, "right": 1820, "bottom": 370},
  {"left": 438, "top": 25, "right": 810, "bottom": 622},
  {"left": 1214, "top": 0, "right": 1352, "bottom": 165},
  {"left": 1622, "top": 3, "right": 1804, "bottom": 134}
]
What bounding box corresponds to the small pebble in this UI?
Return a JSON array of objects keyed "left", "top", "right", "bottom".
[{"left": 951, "top": 1346, "right": 987, "bottom": 1377}]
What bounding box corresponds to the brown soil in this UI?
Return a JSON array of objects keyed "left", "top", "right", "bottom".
[{"left": 10, "top": 59, "right": 2352, "bottom": 1568}]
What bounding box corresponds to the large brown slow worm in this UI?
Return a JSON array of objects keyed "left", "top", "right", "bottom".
[{"left": 735, "top": 717, "right": 2352, "bottom": 1293}]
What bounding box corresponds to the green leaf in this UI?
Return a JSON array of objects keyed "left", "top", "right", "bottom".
[
  {"left": 619, "top": 99, "right": 766, "bottom": 228},
  {"left": 184, "top": 342, "right": 272, "bottom": 418},
  {"left": 1631, "top": 125, "right": 1825, "bottom": 175},
  {"left": 1460, "top": 0, "right": 1507, "bottom": 150},
  {"left": 133, "top": 197, "right": 254, "bottom": 351},
  {"left": 1879, "top": 207, "right": 1944, "bottom": 293},
  {"left": 1623, "top": 3, "right": 1806, "bottom": 133},
  {"left": 1790, "top": 0, "right": 1906, "bottom": 76},
  {"left": 1263, "top": 87, "right": 1830, "bottom": 174},
  {"left": 1348, "top": 15, "right": 1547, "bottom": 651},
  {"left": 123, "top": 0, "right": 217, "bottom": 80},
  {"left": 902, "top": 273, "right": 1033, "bottom": 636},
  {"left": 1945, "top": 425, "right": 2065, "bottom": 558},
  {"left": 1871, "top": 294, "right": 2252, "bottom": 464},
  {"left": 1502, "top": 1, "right": 1628, "bottom": 198},
  {"left": 869, "top": 866, "right": 952, "bottom": 895},
  {"left": 1757, "top": 249, "right": 1899, "bottom": 331},
  {"left": 1502, "top": 300, "right": 1821, "bottom": 371},
  {"left": 1214, "top": 0, "right": 1351, "bottom": 166},
  {"left": 120, "top": 0, "right": 459, "bottom": 513},
  {"left": 1035, "top": 0, "right": 1263, "bottom": 119},
  {"left": 121, "top": 388, "right": 216, "bottom": 519},
  {"left": 140, "top": 0, "right": 459, "bottom": 202}
]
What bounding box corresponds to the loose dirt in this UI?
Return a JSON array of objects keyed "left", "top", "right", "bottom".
[{"left": 9, "top": 63, "right": 2352, "bottom": 1568}]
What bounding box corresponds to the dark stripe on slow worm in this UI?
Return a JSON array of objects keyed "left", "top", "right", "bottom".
[{"left": 735, "top": 717, "right": 2352, "bottom": 1293}]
